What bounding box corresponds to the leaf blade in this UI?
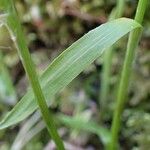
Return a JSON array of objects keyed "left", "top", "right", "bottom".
[
  {"left": 0, "top": 18, "right": 140, "bottom": 129},
  {"left": 58, "top": 114, "right": 111, "bottom": 144}
]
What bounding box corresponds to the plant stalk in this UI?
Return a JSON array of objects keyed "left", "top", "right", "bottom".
[
  {"left": 99, "top": 0, "right": 125, "bottom": 120},
  {"left": 2, "top": 1, "right": 65, "bottom": 149},
  {"left": 108, "top": 0, "right": 148, "bottom": 149}
]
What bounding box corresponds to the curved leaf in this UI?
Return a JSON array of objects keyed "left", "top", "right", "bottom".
[
  {"left": 0, "top": 18, "right": 140, "bottom": 129},
  {"left": 58, "top": 114, "right": 110, "bottom": 144},
  {"left": 11, "top": 113, "right": 110, "bottom": 150}
]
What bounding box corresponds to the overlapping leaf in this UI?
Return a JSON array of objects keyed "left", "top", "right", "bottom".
[{"left": 11, "top": 112, "right": 110, "bottom": 150}]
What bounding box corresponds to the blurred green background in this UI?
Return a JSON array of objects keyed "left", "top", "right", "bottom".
[{"left": 0, "top": 0, "right": 150, "bottom": 150}]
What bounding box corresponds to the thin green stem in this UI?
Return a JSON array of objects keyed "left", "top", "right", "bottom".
[
  {"left": 0, "top": 51, "right": 16, "bottom": 102},
  {"left": 115, "top": 0, "right": 125, "bottom": 19},
  {"left": 99, "top": 0, "right": 125, "bottom": 120},
  {"left": 2, "top": 1, "right": 65, "bottom": 149},
  {"left": 108, "top": 0, "right": 148, "bottom": 149}
]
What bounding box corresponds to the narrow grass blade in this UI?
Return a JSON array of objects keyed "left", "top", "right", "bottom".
[
  {"left": 58, "top": 114, "right": 110, "bottom": 145},
  {"left": 0, "top": 18, "right": 140, "bottom": 129},
  {"left": 11, "top": 112, "right": 110, "bottom": 150}
]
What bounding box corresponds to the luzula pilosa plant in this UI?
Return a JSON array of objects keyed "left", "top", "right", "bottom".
[{"left": 0, "top": 0, "right": 145, "bottom": 149}]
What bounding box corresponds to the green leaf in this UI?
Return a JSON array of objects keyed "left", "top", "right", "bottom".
[
  {"left": 11, "top": 113, "right": 110, "bottom": 150},
  {"left": 58, "top": 114, "right": 111, "bottom": 144},
  {"left": 0, "top": 18, "right": 140, "bottom": 129}
]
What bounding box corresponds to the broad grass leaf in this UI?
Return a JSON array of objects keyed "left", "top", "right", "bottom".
[{"left": 0, "top": 18, "right": 140, "bottom": 129}]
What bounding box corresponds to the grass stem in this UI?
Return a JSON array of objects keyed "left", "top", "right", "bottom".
[
  {"left": 108, "top": 0, "right": 148, "bottom": 149},
  {"left": 2, "top": 1, "right": 65, "bottom": 149},
  {"left": 99, "top": 0, "right": 125, "bottom": 120}
]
